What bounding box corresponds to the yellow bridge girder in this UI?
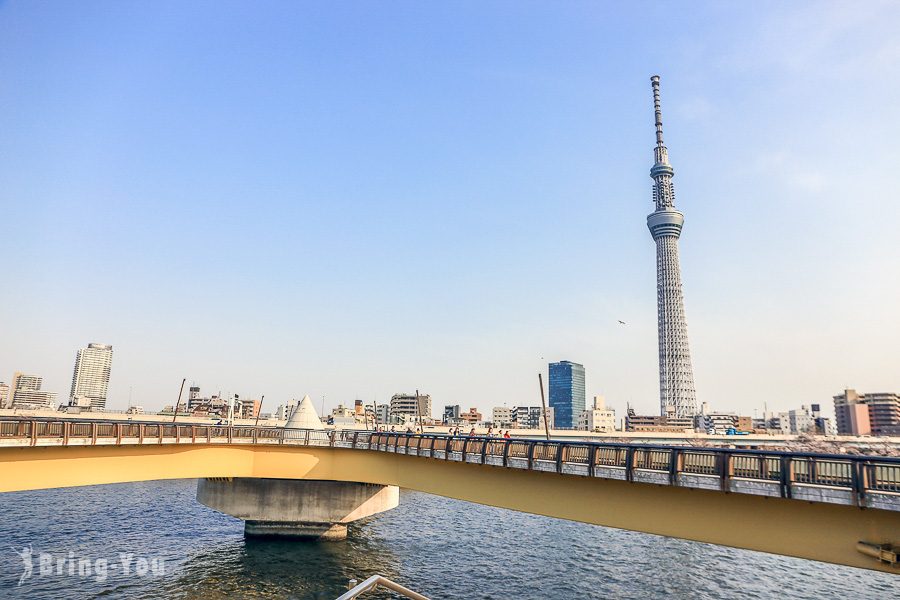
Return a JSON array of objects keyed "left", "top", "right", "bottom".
[{"left": 0, "top": 443, "right": 898, "bottom": 574}]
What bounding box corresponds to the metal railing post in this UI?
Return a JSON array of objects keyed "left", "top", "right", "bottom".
[
  {"left": 63, "top": 421, "right": 70, "bottom": 446},
  {"left": 624, "top": 447, "right": 634, "bottom": 482},
  {"left": 91, "top": 422, "right": 97, "bottom": 445},
  {"left": 851, "top": 459, "right": 868, "bottom": 507},
  {"left": 115, "top": 423, "right": 122, "bottom": 445},
  {"left": 527, "top": 442, "right": 535, "bottom": 471},
  {"left": 556, "top": 443, "right": 564, "bottom": 473},
  {"left": 588, "top": 445, "right": 597, "bottom": 478},
  {"left": 502, "top": 439, "right": 510, "bottom": 467},
  {"left": 720, "top": 451, "right": 732, "bottom": 493},
  {"left": 669, "top": 449, "right": 680, "bottom": 486},
  {"left": 30, "top": 421, "right": 36, "bottom": 447},
  {"left": 780, "top": 455, "right": 793, "bottom": 499}
]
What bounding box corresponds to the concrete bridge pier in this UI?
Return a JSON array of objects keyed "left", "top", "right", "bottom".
[{"left": 197, "top": 478, "right": 399, "bottom": 540}]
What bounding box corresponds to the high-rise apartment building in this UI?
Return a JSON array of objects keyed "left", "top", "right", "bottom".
[
  {"left": 10, "top": 372, "right": 57, "bottom": 410},
  {"left": 834, "top": 389, "right": 900, "bottom": 436},
  {"left": 548, "top": 360, "right": 585, "bottom": 428},
  {"left": 69, "top": 343, "right": 113, "bottom": 410},
  {"left": 0, "top": 382, "right": 9, "bottom": 409},
  {"left": 647, "top": 76, "right": 698, "bottom": 418}
]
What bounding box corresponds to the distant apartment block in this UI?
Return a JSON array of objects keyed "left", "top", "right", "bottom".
[
  {"left": 458, "top": 407, "right": 482, "bottom": 425},
  {"left": 694, "top": 412, "right": 739, "bottom": 434},
  {"left": 69, "top": 343, "right": 113, "bottom": 410},
  {"left": 390, "top": 393, "right": 432, "bottom": 421},
  {"left": 548, "top": 360, "right": 585, "bottom": 429},
  {"left": 443, "top": 405, "right": 461, "bottom": 424},
  {"left": 0, "top": 382, "right": 9, "bottom": 409},
  {"left": 275, "top": 398, "right": 298, "bottom": 421},
  {"left": 375, "top": 404, "right": 389, "bottom": 425},
  {"left": 577, "top": 395, "right": 616, "bottom": 432},
  {"left": 330, "top": 403, "right": 358, "bottom": 427},
  {"left": 491, "top": 406, "right": 513, "bottom": 428},
  {"left": 239, "top": 398, "right": 261, "bottom": 420},
  {"left": 625, "top": 406, "right": 692, "bottom": 432},
  {"left": 834, "top": 389, "right": 900, "bottom": 436},
  {"left": 10, "top": 372, "right": 57, "bottom": 410},
  {"left": 182, "top": 387, "right": 260, "bottom": 420},
  {"left": 512, "top": 406, "right": 553, "bottom": 430}
]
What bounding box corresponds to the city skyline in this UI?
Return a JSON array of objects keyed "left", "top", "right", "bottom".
[{"left": 1, "top": 3, "right": 899, "bottom": 418}]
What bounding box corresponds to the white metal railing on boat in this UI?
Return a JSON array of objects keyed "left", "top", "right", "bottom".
[{"left": 335, "top": 575, "right": 430, "bottom": 600}]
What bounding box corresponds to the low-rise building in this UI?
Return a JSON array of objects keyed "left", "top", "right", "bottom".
[
  {"left": 0, "top": 382, "right": 10, "bottom": 409},
  {"left": 694, "top": 412, "right": 737, "bottom": 434},
  {"left": 238, "top": 398, "right": 261, "bottom": 420},
  {"left": 735, "top": 416, "right": 754, "bottom": 432},
  {"left": 512, "top": 406, "right": 553, "bottom": 430},
  {"left": 10, "top": 372, "right": 56, "bottom": 410},
  {"left": 625, "top": 407, "right": 693, "bottom": 432},
  {"left": 375, "top": 404, "right": 390, "bottom": 425},
  {"left": 275, "top": 399, "right": 299, "bottom": 421},
  {"left": 788, "top": 406, "right": 816, "bottom": 434},
  {"left": 577, "top": 395, "right": 616, "bottom": 432},
  {"left": 458, "top": 407, "right": 482, "bottom": 425},
  {"left": 491, "top": 406, "right": 513, "bottom": 428},
  {"left": 443, "top": 405, "right": 461, "bottom": 424}
]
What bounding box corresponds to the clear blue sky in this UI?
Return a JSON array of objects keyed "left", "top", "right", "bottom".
[{"left": 1, "top": 1, "right": 898, "bottom": 417}]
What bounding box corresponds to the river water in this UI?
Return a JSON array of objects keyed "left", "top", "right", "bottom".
[{"left": 0, "top": 479, "right": 893, "bottom": 598}]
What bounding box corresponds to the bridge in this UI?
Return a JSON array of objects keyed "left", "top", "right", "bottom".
[{"left": 1, "top": 418, "right": 898, "bottom": 574}]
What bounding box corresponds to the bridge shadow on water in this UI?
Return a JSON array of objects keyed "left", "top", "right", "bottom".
[{"left": 159, "top": 532, "right": 403, "bottom": 600}]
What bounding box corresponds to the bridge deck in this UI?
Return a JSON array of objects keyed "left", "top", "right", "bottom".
[
  {"left": 2, "top": 420, "right": 898, "bottom": 512},
  {"left": 1, "top": 419, "right": 898, "bottom": 574}
]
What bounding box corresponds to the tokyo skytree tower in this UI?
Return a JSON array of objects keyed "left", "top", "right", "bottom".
[{"left": 646, "top": 75, "right": 698, "bottom": 418}]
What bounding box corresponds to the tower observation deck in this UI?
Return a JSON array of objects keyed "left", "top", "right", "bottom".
[{"left": 647, "top": 75, "right": 697, "bottom": 418}]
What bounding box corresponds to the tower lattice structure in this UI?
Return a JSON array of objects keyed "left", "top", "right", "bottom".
[{"left": 646, "top": 75, "right": 697, "bottom": 418}]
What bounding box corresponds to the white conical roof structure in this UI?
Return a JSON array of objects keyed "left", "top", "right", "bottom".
[{"left": 285, "top": 395, "right": 324, "bottom": 430}]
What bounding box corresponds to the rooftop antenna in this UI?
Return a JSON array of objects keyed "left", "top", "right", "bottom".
[{"left": 650, "top": 74, "right": 668, "bottom": 164}]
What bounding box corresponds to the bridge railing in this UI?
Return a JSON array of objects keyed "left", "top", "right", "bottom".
[{"left": 1, "top": 418, "right": 898, "bottom": 510}]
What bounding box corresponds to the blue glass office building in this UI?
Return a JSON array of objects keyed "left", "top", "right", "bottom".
[{"left": 548, "top": 360, "right": 585, "bottom": 429}]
